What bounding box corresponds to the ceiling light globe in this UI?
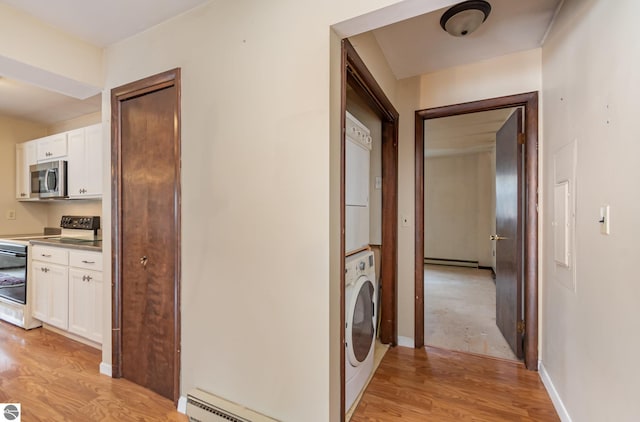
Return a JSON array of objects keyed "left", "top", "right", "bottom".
[{"left": 440, "top": 0, "right": 492, "bottom": 37}]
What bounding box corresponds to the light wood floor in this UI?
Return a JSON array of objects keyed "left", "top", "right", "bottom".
[
  {"left": 0, "top": 321, "right": 187, "bottom": 421},
  {"left": 351, "top": 346, "right": 559, "bottom": 421}
]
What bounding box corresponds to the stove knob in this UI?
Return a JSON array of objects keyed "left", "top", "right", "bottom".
[{"left": 359, "top": 261, "right": 365, "bottom": 271}]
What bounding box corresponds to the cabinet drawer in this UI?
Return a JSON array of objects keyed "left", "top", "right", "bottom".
[
  {"left": 31, "top": 245, "right": 68, "bottom": 265},
  {"left": 69, "top": 251, "right": 103, "bottom": 271}
]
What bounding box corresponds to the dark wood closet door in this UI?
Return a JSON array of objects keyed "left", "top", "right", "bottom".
[{"left": 113, "top": 70, "right": 181, "bottom": 401}]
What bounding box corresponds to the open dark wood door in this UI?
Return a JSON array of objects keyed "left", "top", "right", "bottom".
[{"left": 495, "top": 108, "right": 523, "bottom": 359}]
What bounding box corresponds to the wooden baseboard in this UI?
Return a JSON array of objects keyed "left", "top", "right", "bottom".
[{"left": 424, "top": 257, "right": 478, "bottom": 268}]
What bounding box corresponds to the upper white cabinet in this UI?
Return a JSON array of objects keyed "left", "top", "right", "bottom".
[
  {"left": 37, "top": 133, "right": 68, "bottom": 162},
  {"left": 68, "top": 123, "right": 102, "bottom": 198},
  {"left": 15, "top": 140, "right": 37, "bottom": 200},
  {"left": 16, "top": 123, "right": 103, "bottom": 200}
]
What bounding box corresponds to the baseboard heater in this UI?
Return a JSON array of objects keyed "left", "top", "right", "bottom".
[
  {"left": 187, "top": 388, "right": 278, "bottom": 422},
  {"left": 424, "top": 257, "right": 479, "bottom": 268}
]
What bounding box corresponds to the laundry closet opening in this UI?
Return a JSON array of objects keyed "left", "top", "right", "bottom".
[{"left": 340, "top": 39, "right": 398, "bottom": 418}]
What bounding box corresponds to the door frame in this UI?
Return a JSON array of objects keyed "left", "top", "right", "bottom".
[
  {"left": 414, "top": 92, "right": 539, "bottom": 370},
  {"left": 341, "top": 39, "right": 398, "bottom": 418},
  {"left": 110, "top": 68, "right": 182, "bottom": 402}
]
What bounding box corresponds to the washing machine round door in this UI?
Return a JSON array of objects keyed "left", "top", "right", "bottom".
[{"left": 346, "top": 276, "right": 375, "bottom": 367}]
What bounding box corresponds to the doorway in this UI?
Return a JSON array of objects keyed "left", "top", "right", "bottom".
[
  {"left": 415, "top": 92, "right": 539, "bottom": 370},
  {"left": 422, "top": 107, "right": 520, "bottom": 361},
  {"left": 341, "top": 39, "right": 398, "bottom": 418},
  {"left": 111, "top": 69, "right": 182, "bottom": 401}
]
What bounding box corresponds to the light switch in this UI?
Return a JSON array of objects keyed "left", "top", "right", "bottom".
[
  {"left": 375, "top": 176, "right": 382, "bottom": 190},
  {"left": 599, "top": 205, "right": 610, "bottom": 235},
  {"left": 6, "top": 210, "right": 15, "bottom": 220}
]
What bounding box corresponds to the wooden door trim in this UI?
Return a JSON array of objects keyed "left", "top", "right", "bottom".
[
  {"left": 414, "top": 92, "right": 539, "bottom": 370},
  {"left": 341, "top": 39, "right": 399, "bottom": 419},
  {"left": 111, "top": 68, "right": 182, "bottom": 402}
]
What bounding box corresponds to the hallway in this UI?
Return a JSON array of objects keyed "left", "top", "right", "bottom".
[{"left": 351, "top": 346, "right": 559, "bottom": 421}]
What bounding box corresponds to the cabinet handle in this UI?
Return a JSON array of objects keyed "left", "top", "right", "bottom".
[
  {"left": 81, "top": 260, "right": 95, "bottom": 264},
  {"left": 86, "top": 275, "right": 92, "bottom": 282},
  {"left": 41, "top": 254, "right": 52, "bottom": 258},
  {"left": 41, "top": 267, "right": 49, "bottom": 273}
]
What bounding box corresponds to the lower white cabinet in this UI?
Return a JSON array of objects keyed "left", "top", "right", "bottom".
[
  {"left": 31, "top": 245, "right": 102, "bottom": 344},
  {"left": 68, "top": 266, "right": 103, "bottom": 343},
  {"left": 32, "top": 262, "right": 69, "bottom": 330}
]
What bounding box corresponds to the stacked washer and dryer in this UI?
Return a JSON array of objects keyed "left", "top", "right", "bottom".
[{"left": 345, "top": 111, "right": 378, "bottom": 412}]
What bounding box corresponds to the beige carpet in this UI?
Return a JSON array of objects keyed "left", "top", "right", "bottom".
[{"left": 424, "top": 264, "right": 518, "bottom": 361}]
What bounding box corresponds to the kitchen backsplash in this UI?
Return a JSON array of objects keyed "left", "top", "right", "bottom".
[{"left": 46, "top": 201, "right": 102, "bottom": 228}]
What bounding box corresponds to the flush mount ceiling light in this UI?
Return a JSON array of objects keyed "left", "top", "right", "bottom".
[{"left": 440, "top": 0, "right": 492, "bottom": 37}]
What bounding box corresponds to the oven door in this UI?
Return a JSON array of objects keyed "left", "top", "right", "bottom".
[{"left": 0, "top": 243, "right": 28, "bottom": 304}]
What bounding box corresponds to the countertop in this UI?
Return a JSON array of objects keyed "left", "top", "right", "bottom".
[{"left": 29, "top": 238, "right": 102, "bottom": 252}]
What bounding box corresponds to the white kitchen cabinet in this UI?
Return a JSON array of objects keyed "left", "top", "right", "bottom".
[
  {"left": 68, "top": 123, "right": 102, "bottom": 198},
  {"left": 30, "top": 245, "right": 103, "bottom": 344},
  {"left": 68, "top": 250, "right": 103, "bottom": 343},
  {"left": 31, "top": 245, "right": 69, "bottom": 330},
  {"left": 15, "top": 140, "right": 37, "bottom": 200},
  {"left": 31, "top": 260, "right": 69, "bottom": 331},
  {"left": 37, "top": 133, "right": 68, "bottom": 162}
]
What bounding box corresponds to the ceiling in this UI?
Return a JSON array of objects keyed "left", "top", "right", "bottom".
[
  {"left": 424, "top": 108, "right": 516, "bottom": 157},
  {"left": 372, "top": 0, "right": 562, "bottom": 78},
  {"left": 0, "top": 0, "right": 560, "bottom": 125},
  {"left": 0, "top": 0, "right": 210, "bottom": 47}
]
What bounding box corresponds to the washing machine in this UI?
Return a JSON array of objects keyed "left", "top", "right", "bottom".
[{"left": 345, "top": 250, "right": 377, "bottom": 412}]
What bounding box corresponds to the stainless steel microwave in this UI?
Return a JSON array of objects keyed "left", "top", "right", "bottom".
[{"left": 30, "top": 160, "right": 67, "bottom": 199}]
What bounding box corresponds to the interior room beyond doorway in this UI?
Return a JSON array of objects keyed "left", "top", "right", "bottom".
[{"left": 423, "top": 107, "right": 520, "bottom": 361}]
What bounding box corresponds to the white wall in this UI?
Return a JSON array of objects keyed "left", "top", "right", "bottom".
[
  {"left": 424, "top": 152, "right": 494, "bottom": 267},
  {"left": 541, "top": 1, "right": 640, "bottom": 420},
  {"left": 0, "top": 115, "right": 49, "bottom": 235},
  {"left": 396, "top": 48, "right": 542, "bottom": 342},
  {"left": 101, "top": 1, "right": 444, "bottom": 421}
]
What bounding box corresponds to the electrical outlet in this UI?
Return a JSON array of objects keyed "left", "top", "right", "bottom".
[{"left": 6, "top": 210, "right": 15, "bottom": 220}]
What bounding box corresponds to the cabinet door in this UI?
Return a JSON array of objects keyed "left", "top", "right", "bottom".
[
  {"left": 67, "top": 124, "right": 102, "bottom": 198},
  {"left": 84, "top": 123, "right": 103, "bottom": 196},
  {"left": 16, "top": 141, "right": 37, "bottom": 200},
  {"left": 47, "top": 264, "right": 69, "bottom": 330},
  {"left": 15, "top": 143, "right": 26, "bottom": 200},
  {"left": 31, "top": 262, "right": 49, "bottom": 321},
  {"left": 67, "top": 128, "right": 85, "bottom": 197},
  {"left": 37, "top": 133, "right": 68, "bottom": 161},
  {"left": 68, "top": 268, "right": 102, "bottom": 343}
]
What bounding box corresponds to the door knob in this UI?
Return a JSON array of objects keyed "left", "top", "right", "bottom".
[
  {"left": 140, "top": 256, "right": 148, "bottom": 267},
  {"left": 490, "top": 235, "right": 508, "bottom": 241}
]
